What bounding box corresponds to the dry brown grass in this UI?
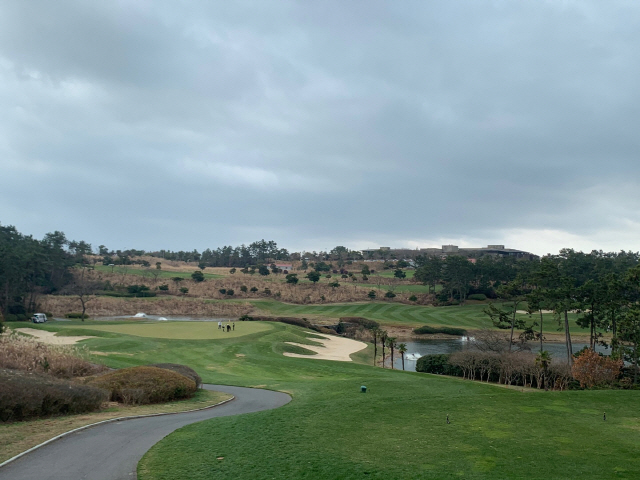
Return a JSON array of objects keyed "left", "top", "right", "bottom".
[
  {"left": 0, "top": 331, "right": 108, "bottom": 378},
  {"left": 0, "top": 389, "right": 232, "bottom": 463},
  {"left": 186, "top": 274, "right": 420, "bottom": 305},
  {"left": 39, "top": 296, "right": 253, "bottom": 317}
]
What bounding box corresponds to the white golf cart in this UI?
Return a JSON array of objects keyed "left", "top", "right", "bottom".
[{"left": 31, "top": 313, "right": 48, "bottom": 323}]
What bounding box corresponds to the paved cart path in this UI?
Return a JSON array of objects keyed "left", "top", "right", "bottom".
[{"left": 0, "top": 385, "right": 291, "bottom": 480}]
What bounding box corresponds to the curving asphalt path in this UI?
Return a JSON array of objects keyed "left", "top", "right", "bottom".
[{"left": 0, "top": 385, "right": 291, "bottom": 480}]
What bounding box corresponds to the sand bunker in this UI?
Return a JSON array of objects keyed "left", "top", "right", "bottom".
[
  {"left": 284, "top": 334, "right": 367, "bottom": 362},
  {"left": 516, "top": 310, "right": 555, "bottom": 314},
  {"left": 15, "top": 328, "right": 95, "bottom": 345}
]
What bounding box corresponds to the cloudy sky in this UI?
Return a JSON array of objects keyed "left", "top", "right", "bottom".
[{"left": 1, "top": 1, "right": 639, "bottom": 256}]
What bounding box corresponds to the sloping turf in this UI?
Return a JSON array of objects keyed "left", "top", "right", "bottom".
[
  {"left": 70, "top": 321, "right": 272, "bottom": 339},
  {"left": 39, "top": 321, "right": 640, "bottom": 480}
]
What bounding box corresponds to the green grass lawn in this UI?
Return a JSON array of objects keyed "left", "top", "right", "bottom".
[
  {"left": 69, "top": 321, "right": 272, "bottom": 339},
  {"left": 26, "top": 321, "right": 639, "bottom": 480},
  {"left": 248, "top": 300, "right": 585, "bottom": 335}
]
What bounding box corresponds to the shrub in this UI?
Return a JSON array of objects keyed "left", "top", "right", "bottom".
[
  {"left": 467, "top": 293, "right": 487, "bottom": 301},
  {"left": 572, "top": 349, "right": 623, "bottom": 388},
  {"left": 409, "top": 295, "right": 418, "bottom": 302},
  {"left": 413, "top": 325, "right": 467, "bottom": 336},
  {"left": 384, "top": 291, "right": 396, "bottom": 298},
  {"left": 278, "top": 317, "right": 313, "bottom": 329},
  {"left": 226, "top": 289, "right": 234, "bottom": 296},
  {"left": 191, "top": 270, "right": 205, "bottom": 282},
  {"left": 127, "top": 285, "right": 155, "bottom": 297},
  {"left": 158, "top": 284, "right": 169, "bottom": 291},
  {"left": 86, "top": 366, "right": 197, "bottom": 405},
  {"left": 0, "top": 368, "right": 108, "bottom": 422},
  {"left": 416, "top": 354, "right": 462, "bottom": 376},
  {"left": 149, "top": 363, "right": 202, "bottom": 388},
  {"left": 240, "top": 285, "right": 248, "bottom": 293},
  {"left": 219, "top": 288, "right": 227, "bottom": 295},
  {"left": 100, "top": 291, "right": 134, "bottom": 297},
  {"left": 65, "top": 312, "right": 89, "bottom": 319},
  {"left": 339, "top": 317, "right": 380, "bottom": 330},
  {"left": 250, "top": 287, "right": 258, "bottom": 293}
]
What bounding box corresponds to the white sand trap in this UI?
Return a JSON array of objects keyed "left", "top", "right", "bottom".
[
  {"left": 284, "top": 334, "right": 367, "bottom": 362},
  {"left": 15, "top": 328, "right": 95, "bottom": 345},
  {"left": 516, "top": 310, "right": 554, "bottom": 314}
]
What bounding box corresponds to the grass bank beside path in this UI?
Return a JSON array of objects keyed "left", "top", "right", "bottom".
[
  {"left": 0, "top": 389, "right": 232, "bottom": 464},
  {"left": 25, "top": 321, "right": 638, "bottom": 480}
]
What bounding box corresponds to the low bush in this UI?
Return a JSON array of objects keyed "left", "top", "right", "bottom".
[
  {"left": 0, "top": 368, "right": 108, "bottom": 422},
  {"left": 245, "top": 316, "right": 327, "bottom": 333},
  {"left": 467, "top": 293, "right": 487, "bottom": 301},
  {"left": 413, "top": 325, "right": 467, "bottom": 336},
  {"left": 0, "top": 331, "right": 108, "bottom": 378},
  {"left": 65, "top": 312, "right": 90, "bottom": 319},
  {"left": 339, "top": 317, "right": 380, "bottom": 330},
  {"left": 149, "top": 363, "right": 202, "bottom": 388},
  {"left": 100, "top": 291, "right": 135, "bottom": 297},
  {"left": 86, "top": 366, "right": 197, "bottom": 405},
  {"left": 416, "top": 354, "right": 462, "bottom": 376}
]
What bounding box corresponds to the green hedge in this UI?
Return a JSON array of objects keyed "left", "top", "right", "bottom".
[
  {"left": 416, "top": 354, "right": 462, "bottom": 376},
  {"left": 413, "top": 325, "right": 466, "bottom": 336},
  {"left": 338, "top": 317, "right": 380, "bottom": 330},
  {"left": 467, "top": 293, "right": 487, "bottom": 301}
]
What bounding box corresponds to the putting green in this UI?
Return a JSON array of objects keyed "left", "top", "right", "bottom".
[{"left": 72, "top": 321, "right": 272, "bottom": 340}]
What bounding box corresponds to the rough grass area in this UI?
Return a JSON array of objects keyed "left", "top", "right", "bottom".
[
  {"left": 85, "top": 366, "right": 197, "bottom": 405},
  {"left": 0, "top": 331, "right": 107, "bottom": 378},
  {"left": 70, "top": 321, "right": 273, "bottom": 339},
  {"left": 39, "top": 295, "right": 252, "bottom": 318},
  {"left": 0, "top": 389, "right": 231, "bottom": 463},
  {"left": 35, "top": 321, "right": 638, "bottom": 480}
]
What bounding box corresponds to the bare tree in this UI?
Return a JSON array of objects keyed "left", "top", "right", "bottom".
[{"left": 67, "top": 266, "right": 103, "bottom": 321}]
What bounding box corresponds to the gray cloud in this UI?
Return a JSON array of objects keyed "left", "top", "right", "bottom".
[{"left": 1, "top": 0, "right": 640, "bottom": 256}]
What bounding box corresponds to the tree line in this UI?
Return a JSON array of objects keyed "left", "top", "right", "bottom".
[
  {"left": 0, "top": 224, "right": 86, "bottom": 318},
  {"left": 414, "top": 249, "right": 640, "bottom": 378}
]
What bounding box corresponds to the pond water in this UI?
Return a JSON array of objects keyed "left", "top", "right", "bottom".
[{"left": 391, "top": 338, "right": 612, "bottom": 372}]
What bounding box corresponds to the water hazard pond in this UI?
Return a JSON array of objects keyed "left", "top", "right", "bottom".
[{"left": 392, "top": 338, "right": 612, "bottom": 372}]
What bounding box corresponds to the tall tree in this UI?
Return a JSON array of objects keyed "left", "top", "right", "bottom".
[{"left": 397, "top": 343, "right": 407, "bottom": 371}]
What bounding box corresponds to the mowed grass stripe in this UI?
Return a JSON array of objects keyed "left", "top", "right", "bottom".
[{"left": 71, "top": 321, "right": 273, "bottom": 339}]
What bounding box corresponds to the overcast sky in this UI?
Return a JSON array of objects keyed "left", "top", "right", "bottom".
[{"left": 2, "top": 1, "right": 639, "bottom": 256}]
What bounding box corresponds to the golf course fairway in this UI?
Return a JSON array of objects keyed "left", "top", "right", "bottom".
[{"left": 23, "top": 321, "right": 640, "bottom": 479}]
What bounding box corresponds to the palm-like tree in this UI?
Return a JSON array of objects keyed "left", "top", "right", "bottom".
[
  {"left": 535, "top": 350, "right": 552, "bottom": 390},
  {"left": 386, "top": 336, "right": 397, "bottom": 369},
  {"left": 371, "top": 327, "right": 380, "bottom": 366},
  {"left": 380, "top": 330, "right": 388, "bottom": 368},
  {"left": 397, "top": 343, "right": 408, "bottom": 371}
]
